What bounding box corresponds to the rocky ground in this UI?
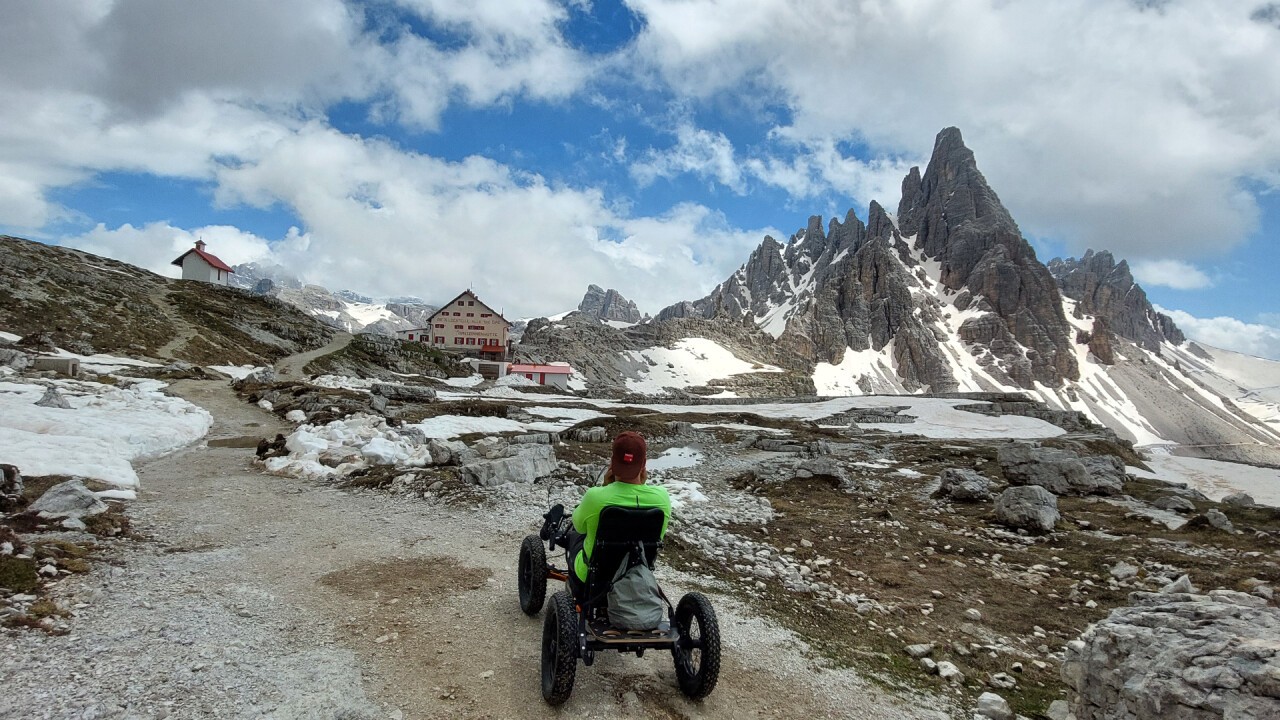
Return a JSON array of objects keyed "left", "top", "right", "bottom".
[
  {"left": 4, "top": 358, "right": 1280, "bottom": 719},
  {"left": 1, "top": 379, "right": 957, "bottom": 720}
]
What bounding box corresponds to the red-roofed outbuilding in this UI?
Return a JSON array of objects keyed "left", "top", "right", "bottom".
[
  {"left": 508, "top": 363, "right": 574, "bottom": 390},
  {"left": 171, "top": 240, "right": 234, "bottom": 285}
]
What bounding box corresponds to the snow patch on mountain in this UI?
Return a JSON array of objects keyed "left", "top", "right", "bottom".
[{"left": 624, "top": 338, "right": 783, "bottom": 394}]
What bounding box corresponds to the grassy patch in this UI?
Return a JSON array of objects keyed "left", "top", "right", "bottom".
[{"left": 0, "top": 556, "right": 39, "bottom": 593}]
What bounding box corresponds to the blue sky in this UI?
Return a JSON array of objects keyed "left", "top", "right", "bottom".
[{"left": 1, "top": 0, "right": 1278, "bottom": 358}]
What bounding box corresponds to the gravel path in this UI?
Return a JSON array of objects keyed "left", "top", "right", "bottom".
[
  {"left": 2, "top": 379, "right": 953, "bottom": 719},
  {"left": 273, "top": 333, "right": 352, "bottom": 380}
]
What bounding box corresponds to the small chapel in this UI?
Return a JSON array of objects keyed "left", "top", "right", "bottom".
[{"left": 171, "top": 240, "right": 235, "bottom": 285}]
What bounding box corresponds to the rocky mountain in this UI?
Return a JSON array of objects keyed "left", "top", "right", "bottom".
[
  {"left": 231, "top": 262, "right": 436, "bottom": 336},
  {"left": 577, "top": 285, "right": 644, "bottom": 324},
  {"left": 635, "top": 127, "right": 1280, "bottom": 464},
  {"left": 1048, "top": 250, "right": 1185, "bottom": 357},
  {"left": 658, "top": 128, "right": 1079, "bottom": 392}
]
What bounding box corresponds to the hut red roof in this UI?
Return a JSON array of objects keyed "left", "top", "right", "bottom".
[{"left": 171, "top": 243, "right": 234, "bottom": 273}]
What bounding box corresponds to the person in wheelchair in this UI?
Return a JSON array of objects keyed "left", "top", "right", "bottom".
[
  {"left": 520, "top": 430, "right": 719, "bottom": 704},
  {"left": 565, "top": 431, "right": 671, "bottom": 628}
]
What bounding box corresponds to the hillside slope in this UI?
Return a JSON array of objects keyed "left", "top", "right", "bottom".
[{"left": 0, "top": 235, "right": 334, "bottom": 366}]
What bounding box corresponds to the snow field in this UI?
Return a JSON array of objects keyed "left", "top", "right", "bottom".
[
  {"left": 0, "top": 377, "right": 212, "bottom": 490},
  {"left": 1129, "top": 450, "right": 1280, "bottom": 507},
  {"left": 625, "top": 338, "right": 782, "bottom": 394}
]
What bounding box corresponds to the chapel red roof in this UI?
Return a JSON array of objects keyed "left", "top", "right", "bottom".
[{"left": 171, "top": 243, "right": 234, "bottom": 273}]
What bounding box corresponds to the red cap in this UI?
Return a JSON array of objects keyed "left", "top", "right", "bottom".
[{"left": 610, "top": 431, "right": 647, "bottom": 482}]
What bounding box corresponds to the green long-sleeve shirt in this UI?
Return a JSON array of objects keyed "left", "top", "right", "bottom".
[{"left": 572, "top": 482, "right": 671, "bottom": 582}]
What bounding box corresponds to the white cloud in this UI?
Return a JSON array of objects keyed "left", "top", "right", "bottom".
[
  {"left": 1131, "top": 259, "right": 1214, "bottom": 290},
  {"left": 624, "top": 0, "right": 1280, "bottom": 260},
  {"left": 66, "top": 222, "right": 280, "bottom": 278},
  {"left": 197, "top": 125, "right": 771, "bottom": 317},
  {"left": 631, "top": 124, "right": 745, "bottom": 192},
  {"left": 1158, "top": 306, "right": 1280, "bottom": 360}
]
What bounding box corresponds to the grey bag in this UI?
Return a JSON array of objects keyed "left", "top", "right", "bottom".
[{"left": 607, "top": 560, "right": 664, "bottom": 630}]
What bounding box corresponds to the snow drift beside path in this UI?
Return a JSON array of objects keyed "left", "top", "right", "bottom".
[{"left": 0, "top": 378, "right": 212, "bottom": 489}]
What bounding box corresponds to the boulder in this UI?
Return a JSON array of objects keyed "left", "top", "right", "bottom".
[
  {"left": 0, "top": 464, "right": 23, "bottom": 511},
  {"left": 29, "top": 479, "right": 108, "bottom": 519},
  {"left": 426, "top": 439, "right": 467, "bottom": 466},
  {"left": 994, "top": 485, "right": 1060, "bottom": 533},
  {"left": 568, "top": 426, "right": 608, "bottom": 443},
  {"left": 461, "top": 445, "right": 558, "bottom": 487},
  {"left": 34, "top": 387, "right": 71, "bottom": 409},
  {"left": 975, "top": 692, "right": 1013, "bottom": 720},
  {"left": 1153, "top": 495, "right": 1197, "bottom": 513},
  {"left": 370, "top": 383, "right": 437, "bottom": 403},
  {"left": 0, "top": 348, "right": 31, "bottom": 370},
  {"left": 998, "top": 443, "right": 1121, "bottom": 496},
  {"left": 938, "top": 468, "right": 993, "bottom": 501},
  {"left": 1063, "top": 591, "right": 1280, "bottom": 719},
  {"left": 1221, "top": 492, "right": 1256, "bottom": 508},
  {"left": 795, "top": 457, "right": 852, "bottom": 488},
  {"left": 1206, "top": 508, "right": 1236, "bottom": 533}
]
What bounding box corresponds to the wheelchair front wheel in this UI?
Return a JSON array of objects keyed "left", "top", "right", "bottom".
[{"left": 518, "top": 534, "right": 547, "bottom": 616}]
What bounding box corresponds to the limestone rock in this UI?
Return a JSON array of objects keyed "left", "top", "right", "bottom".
[
  {"left": 568, "top": 426, "right": 608, "bottom": 443},
  {"left": 1221, "top": 492, "right": 1256, "bottom": 508},
  {"left": 0, "top": 348, "right": 31, "bottom": 370},
  {"left": 994, "top": 486, "right": 1060, "bottom": 533},
  {"left": 976, "top": 692, "right": 1013, "bottom": 720},
  {"left": 938, "top": 468, "right": 993, "bottom": 501},
  {"left": 577, "top": 285, "right": 643, "bottom": 323},
  {"left": 370, "top": 383, "right": 436, "bottom": 403},
  {"left": 1154, "top": 495, "right": 1197, "bottom": 513},
  {"left": 0, "top": 464, "right": 23, "bottom": 511},
  {"left": 460, "top": 445, "right": 558, "bottom": 487},
  {"left": 1062, "top": 590, "right": 1280, "bottom": 719},
  {"left": 998, "top": 444, "right": 1121, "bottom": 496},
  {"left": 1206, "top": 509, "right": 1236, "bottom": 533},
  {"left": 29, "top": 479, "right": 108, "bottom": 519},
  {"left": 1048, "top": 249, "right": 1186, "bottom": 351},
  {"left": 34, "top": 387, "right": 71, "bottom": 409}
]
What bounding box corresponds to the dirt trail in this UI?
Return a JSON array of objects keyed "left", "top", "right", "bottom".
[
  {"left": 274, "top": 332, "right": 352, "bottom": 379},
  {"left": 4, "top": 375, "right": 952, "bottom": 719},
  {"left": 145, "top": 287, "right": 201, "bottom": 360}
]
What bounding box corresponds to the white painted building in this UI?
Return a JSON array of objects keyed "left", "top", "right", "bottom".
[
  {"left": 397, "top": 290, "right": 511, "bottom": 358},
  {"left": 170, "top": 240, "right": 234, "bottom": 285},
  {"left": 508, "top": 363, "right": 573, "bottom": 390}
]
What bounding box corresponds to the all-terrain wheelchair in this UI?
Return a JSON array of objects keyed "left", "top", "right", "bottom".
[{"left": 517, "top": 503, "right": 721, "bottom": 705}]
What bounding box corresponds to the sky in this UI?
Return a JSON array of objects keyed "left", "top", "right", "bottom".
[{"left": 1, "top": 0, "right": 1279, "bottom": 360}]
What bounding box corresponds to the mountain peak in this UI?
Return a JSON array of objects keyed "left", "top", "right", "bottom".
[{"left": 578, "top": 285, "right": 643, "bottom": 324}]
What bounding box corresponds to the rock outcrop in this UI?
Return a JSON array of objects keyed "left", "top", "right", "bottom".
[
  {"left": 998, "top": 444, "right": 1123, "bottom": 496},
  {"left": 1048, "top": 249, "right": 1186, "bottom": 352},
  {"left": 1063, "top": 590, "right": 1280, "bottom": 719},
  {"left": 28, "top": 479, "right": 108, "bottom": 519},
  {"left": 577, "top": 285, "right": 643, "bottom": 323},
  {"left": 994, "top": 485, "right": 1060, "bottom": 533}
]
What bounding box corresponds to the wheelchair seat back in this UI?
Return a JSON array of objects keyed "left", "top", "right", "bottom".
[{"left": 584, "top": 505, "right": 665, "bottom": 603}]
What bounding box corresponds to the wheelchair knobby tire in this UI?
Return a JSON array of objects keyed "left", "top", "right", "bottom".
[
  {"left": 541, "top": 590, "right": 578, "bottom": 705},
  {"left": 519, "top": 534, "right": 547, "bottom": 615},
  {"left": 672, "top": 592, "right": 720, "bottom": 700}
]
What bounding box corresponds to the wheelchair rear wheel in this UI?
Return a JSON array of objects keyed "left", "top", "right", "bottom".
[
  {"left": 672, "top": 592, "right": 721, "bottom": 700},
  {"left": 541, "top": 590, "right": 578, "bottom": 705},
  {"left": 518, "top": 534, "right": 547, "bottom": 615}
]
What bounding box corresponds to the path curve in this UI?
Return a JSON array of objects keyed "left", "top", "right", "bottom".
[{"left": 274, "top": 331, "right": 352, "bottom": 380}]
